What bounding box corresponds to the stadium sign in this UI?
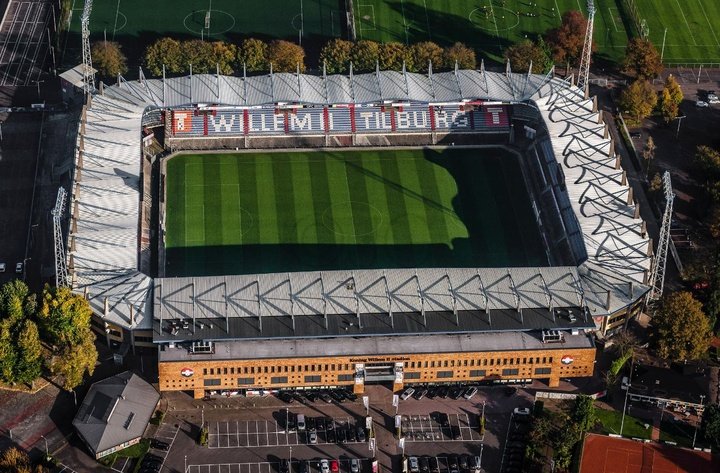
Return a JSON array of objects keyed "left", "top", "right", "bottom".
[
  {"left": 560, "top": 355, "right": 574, "bottom": 365},
  {"left": 180, "top": 367, "right": 194, "bottom": 377}
]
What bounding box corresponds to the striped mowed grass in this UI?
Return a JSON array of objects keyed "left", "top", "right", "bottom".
[{"left": 164, "top": 148, "right": 547, "bottom": 276}]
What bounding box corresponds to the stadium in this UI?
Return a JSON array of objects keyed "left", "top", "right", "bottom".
[{"left": 66, "top": 66, "right": 651, "bottom": 398}]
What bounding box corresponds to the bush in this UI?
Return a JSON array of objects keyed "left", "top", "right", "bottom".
[{"left": 199, "top": 427, "right": 209, "bottom": 446}]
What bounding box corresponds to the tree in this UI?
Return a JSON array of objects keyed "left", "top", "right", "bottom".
[
  {"left": 545, "top": 10, "right": 589, "bottom": 66},
  {"left": 237, "top": 38, "right": 267, "bottom": 72},
  {"left": 350, "top": 40, "right": 380, "bottom": 72},
  {"left": 0, "top": 446, "right": 45, "bottom": 473},
  {"left": 611, "top": 329, "right": 639, "bottom": 357},
  {"left": 182, "top": 39, "right": 216, "bottom": 74},
  {"left": 695, "top": 145, "right": 720, "bottom": 178},
  {"left": 266, "top": 40, "right": 305, "bottom": 72},
  {"left": 38, "top": 286, "right": 93, "bottom": 347},
  {"left": 212, "top": 41, "right": 238, "bottom": 75},
  {"left": 144, "top": 37, "right": 184, "bottom": 76},
  {"left": 653, "top": 291, "right": 712, "bottom": 361},
  {"left": 91, "top": 41, "right": 128, "bottom": 78},
  {"left": 571, "top": 395, "right": 596, "bottom": 432},
  {"left": 408, "top": 41, "right": 443, "bottom": 73},
  {"left": 642, "top": 136, "right": 656, "bottom": 176},
  {"left": 444, "top": 42, "right": 477, "bottom": 70},
  {"left": 15, "top": 320, "right": 42, "bottom": 386},
  {"left": 504, "top": 39, "right": 552, "bottom": 74},
  {"left": 706, "top": 250, "right": 720, "bottom": 332},
  {"left": 0, "top": 319, "right": 17, "bottom": 383},
  {"left": 51, "top": 336, "right": 97, "bottom": 391},
  {"left": 379, "top": 42, "right": 410, "bottom": 71},
  {"left": 622, "top": 37, "right": 663, "bottom": 79},
  {"left": 319, "top": 39, "right": 352, "bottom": 73},
  {"left": 701, "top": 404, "right": 720, "bottom": 449},
  {"left": 619, "top": 79, "right": 658, "bottom": 121},
  {"left": 659, "top": 75, "right": 683, "bottom": 123}
]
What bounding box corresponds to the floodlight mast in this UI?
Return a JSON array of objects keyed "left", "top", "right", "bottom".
[
  {"left": 81, "top": 0, "right": 95, "bottom": 94},
  {"left": 52, "top": 188, "right": 69, "bottom": 288},
  {"left": 647, "top": 171, "right": 674, "bottom": 303},
  {"left": 577, "top": 0, "right": 595, "bottom": 97}
]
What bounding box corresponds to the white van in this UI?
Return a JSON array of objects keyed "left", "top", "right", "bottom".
[{"left": 297, "top": 414, "right": 306, "bottom": 431}]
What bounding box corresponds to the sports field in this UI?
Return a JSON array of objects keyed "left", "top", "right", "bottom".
[
  {"left": 63, "top": 0, "right": 344, "bottom": 64},
  {"left": 164, "top": 148, "right": 547, "bottom": 277},
  {"left": 353, "top": 0, "right": 630, "bottom": 63},
  {"left": 631, "top": 0, "right": 720, "bottom": 64}
]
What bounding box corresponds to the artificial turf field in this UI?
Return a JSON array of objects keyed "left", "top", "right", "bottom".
[{"left": 164, "top": 148, "right": 548, "bottom": 277}]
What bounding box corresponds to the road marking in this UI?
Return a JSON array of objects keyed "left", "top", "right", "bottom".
[{"left": 673, "top": 0, "right": 698, "bottom": 46}]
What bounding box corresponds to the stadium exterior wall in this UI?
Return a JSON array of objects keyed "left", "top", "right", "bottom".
[{"left": 158, "top": 344, "right": 596, "bottom": 399}]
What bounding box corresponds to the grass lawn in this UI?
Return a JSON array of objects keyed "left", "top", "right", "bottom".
[
  {"left": 62, "top": 0, "right": 344, "bottom": 66},
  {"left": 595, "top": 408, "right": 652, "bottom": 439},
  {"left": 632, "top": 0, "right": 720, "bottom": 64},
  {"left": 353, "top": 0, "right": 629, "bottom": 63},
  {"left": 164, "top": 148, "right": 547, "bottom": 277},
  {"left": 98, "top": 438, "right": 149, "bottom": 467}
]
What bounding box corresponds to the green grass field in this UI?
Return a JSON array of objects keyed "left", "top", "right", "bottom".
[
  {"left": 63, "top": 0, "right": 344, "bottom": 65},
  {"left": 164, "top": 148, "right": 547, "bottom": 277},
  {"left": 631, "top": 0, "right": 720, "bottom": 63},
  {"left": 353, "top": 0, "right": 630, "bottom": 63}
]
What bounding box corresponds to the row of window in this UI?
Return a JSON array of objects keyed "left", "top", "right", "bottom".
[
  {"left": 404, "top": 356, "right": 554, "bottom": 369},
  {"left": 201, "top": 367, "right": 556, "bottom": 387},
  {"left": 202, "top": 363, "right": 354, "bottom": 376}
]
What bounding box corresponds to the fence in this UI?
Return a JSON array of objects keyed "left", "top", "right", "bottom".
[{"left": 345, "top": 0, "right": 356, "bottom": 41}]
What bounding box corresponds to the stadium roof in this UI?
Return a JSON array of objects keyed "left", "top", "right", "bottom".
[
  {"left": 159, "top": 330, "right": 595, "bottom": 363},
  {"left": 72, "top": 371, "right": 159, "bottom": 457},
  {"left": 69, "top": 68, "right": 651, "bottom": 332},
  {"left": 153, "top": 266, "right": 594, "bottom": 342}
]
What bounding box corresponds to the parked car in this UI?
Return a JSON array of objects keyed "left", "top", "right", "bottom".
[
  {"left": 449, "top": 386, "right": 462, "bottom": 400},
  {"left": 408, "top": 457, "right": 420, "bottom": 473},
  {"left": 280, "top": 459, "right": 290, "bottom": 473},
  {"left": 330, "top": 460, "right": 339, "bottom": 473},
  {"left": 348, "top": 426, "right": 357, "bottom": 442},
  {"left": 413, "top": 388, "right": 428, "bottom": 400},
  {"left": 279, "top": 391, "right": 294, "bottom": 403},
  {"left": 513, "top": 407, "right": 531, "bottom": 416},
  {"left": 309, "top": 431, "right": 318, "bottom": 444},
  {"left": 344, "top": 389, "right": 358, "bottom": 401},
  {"left": 458, "top": 454, "right": 469, "bottom": 470},
  {"left": 320, "top": 460, "right": 330, "bottom": 473},
  {"left": 350, "top": 459, "right": 360, "bottom": 473},
  {"left": 319, "top": 392, "right": 333, "bottom": 403},
  {"left": 150, "top": 439, "right": 169, "bottom": 451},
  {"left": 0, "top": 263, "right": 6, "bottom": 272},
  {"left": 357, "top": 426, "right": 366, "bottom": 442},
  {"left": 429, "top": 456, "right": 439, "bottom": 472},
  {"left": 696, "top": 100, "right": 709, "bottom": 107},
  {"left": 419, "top": 456, "right": 430, "bottom": 472},
  {"left": 15, "top": 262, "right": 22, "bottom": 274},
  {"left": 437, "top": 386, "right": 449, "bottom": 398},
  {"left": 426, "top": 386, "right": 438, "bottom": 399},
  {"left": 300, "top": 461, "right": 309, "bottom": 473},
  {"left": 400, "top": 387, "right": 415, "bottom": 400},
  {"left": 326, "top": 429, "right": 336, "bottom": 443},
  {"left": 462, "top": 387, "right": 478, "bottom": 400}
]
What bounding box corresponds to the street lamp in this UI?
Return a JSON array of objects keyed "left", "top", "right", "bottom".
[
  {"left": 673, "top": 115, "right": 686, "bottom": 139},
  {"left": 620, "top": 355, "right": 635, "bottom": 436},
  {"left": 40, "top": 435, "right": 48, "bottom": 458},
  {"left": 692, "top": 394, "right": 705, "bottom": 448}
]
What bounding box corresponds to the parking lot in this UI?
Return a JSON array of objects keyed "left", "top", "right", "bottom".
[
  {"left": 498, "top": 413, "right": 530, "bottom": 473},
  {"left": 401, "top": 413, "right": 483, "bottom": 442},
  {"left": 208, "top": 416, "right": 365, "bottom": 448},
  {"left": 188, "top": 459, "right": 369, "bottom": 473}
]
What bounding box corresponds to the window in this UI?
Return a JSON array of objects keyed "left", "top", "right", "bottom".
[
  {"left": 502, "top": 368, "right": 519, "bottom": 376},
  {"left": 331, "top": 364, "right": 336, "bottom": 370},
  {"left": 338, "top": 374, "right": 353, "bottom": 382},
  {"left": 534, "top": 367, "right": 551, "bottom": 375},
  {"left": 405, "top": 372, "right": 421, "bottom": 379},
  {"left": 209, "top": 368, "right": 214, "bottom": 375},
  {"left": 223, "top": 367, "right": 228, "bottom": 375},
  {"left": 305, "top": 375, "right": 321, "bottom": 383},
  {"left": 271, "top": 376, "right": 288, "bottom": 384},
  {"left": 444, "top": 360, "right": 449, "bottom": 367},
  {"left": 204, "top": 378, "right": 221, "bottom": 386},
  {"left": 437, "top": 371, "right": 454, "bottom": 379},
  {"left": 230, "top": 367, "right": 235, "bottom": 374},
  {"left": 203, "top": 368, "right": 207, "bottom": 375},
  {"left": 469, "top": 370, "right": 486, "bottom": 377},
  {"left": 549, "top": 357, "right": 553, "bottom": 363},
  {"left": 237, "top": 377, "right": 255, "bottom": 385}
]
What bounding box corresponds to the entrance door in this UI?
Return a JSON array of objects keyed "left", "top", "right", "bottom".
[{"left": 363, "top": 363, "right": 396, "bottom": 382}]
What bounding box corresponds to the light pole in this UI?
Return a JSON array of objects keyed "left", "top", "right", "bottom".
[
  {"left": 620, "top": 355, "right": 635, "bottom": 436},
  {"left": 185, "top": 454, "right": 187, "bottom": 473},
  {"left": 692, "top": 395, "right": 705, "bottom": 448},
  {"left": 41, "top": 435, "right": 48, "bottom": 458},
  {"left": 674, "top": 115, "right": 686, "bottom": 139},
  {"left": 72, "top": 389, "right": 77, "bottom": 407}
]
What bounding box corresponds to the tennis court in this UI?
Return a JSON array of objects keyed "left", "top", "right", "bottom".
[
  {"left": 352, "top": 0, "right": 629, "bottom": 63},
  {"left": 163, "top": 148, "right": 547, "bottom": 277}
]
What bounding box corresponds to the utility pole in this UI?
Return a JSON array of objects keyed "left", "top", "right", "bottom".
[
  {"left": 660, "top": 28, "right": 668, "bottom": 62},
  {"left": 647, "top": 172, "right": 674, "bottom": 302},
  {"left": 577, "top": 0, "right": 595, "bottom": 96}
]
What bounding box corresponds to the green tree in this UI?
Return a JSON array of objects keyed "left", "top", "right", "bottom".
[
  {"left": 237, "top": 38, "right": 267, "bottom": 72},
  {"left": 15, "top": 320, "right": 42, "bottom": 386},
  {"left": 320, "top": 39, "right": 352, "bottom": 73},
  {"left": 38, "top": 286, "right": 93, "bottom": 347},
  {"left": 212, "top": 41, "right": 238, "bottom": 75},
  {"left": 659, "top": 75, "right": 683, "bottom": 123},
  {"left": 642, "top": 136, "right": 656, "bottom": 176},
  {"left": 91, "top": 41, "right": 128, "bottom": 79},
  {"left": 408, "top": 41, "right": 443, "bottom": 73},
  {"left": 706, "top": 250, "right": 720, "bottom": 331},
  {"left": 266, "top": 40, "right": 305, "bottom": 72},
  {"left": 182, "top": 39, "right": 216, "bottom": 73},
  {"left": 444, "top": 42, "right": 476, "bottom": 70},
  {"left": 504, "top": 39, "right": 552, "bottom": 74},
  {"left": 695, "top": 145, "right": 720, "bottom": 178},
  {"left": 144, "top": 37, "right": 184, "bottom": 76},
  {"left": 571, "top": 395, "right": 596, "bottom": 432},
  {"left": 350, "top": 40, "right": 380, "bottom": 72},
  {"left": 701, "top": 403, "right": 720, "bottom": 449},
  {"left": 378, "top": 42, "right": 410, "bottom": 71},
  {"left": 0, "top": 446, "right": 43, "bottom": 473},
  {"left": 545, "top": 10, "right": 589, "bottom": 66},
  {"left": 622, "top": 37, "right": 663, "bottom": 80},
  {"left": 619, "top": 79, "right": 658, "bottom": 122},
  {"left": 51, "top": 335, "right": 97, "bottom": 391},
  {"left": 653, "top": 291, "right": 712, "bottom": 361},
  {"left": 0, "top": 319, "right": 17, "bottom": 383}
]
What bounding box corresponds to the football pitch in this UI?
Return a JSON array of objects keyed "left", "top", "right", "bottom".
[{"left": 164, "top": 148, "right": 548, "bottom": 277}]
